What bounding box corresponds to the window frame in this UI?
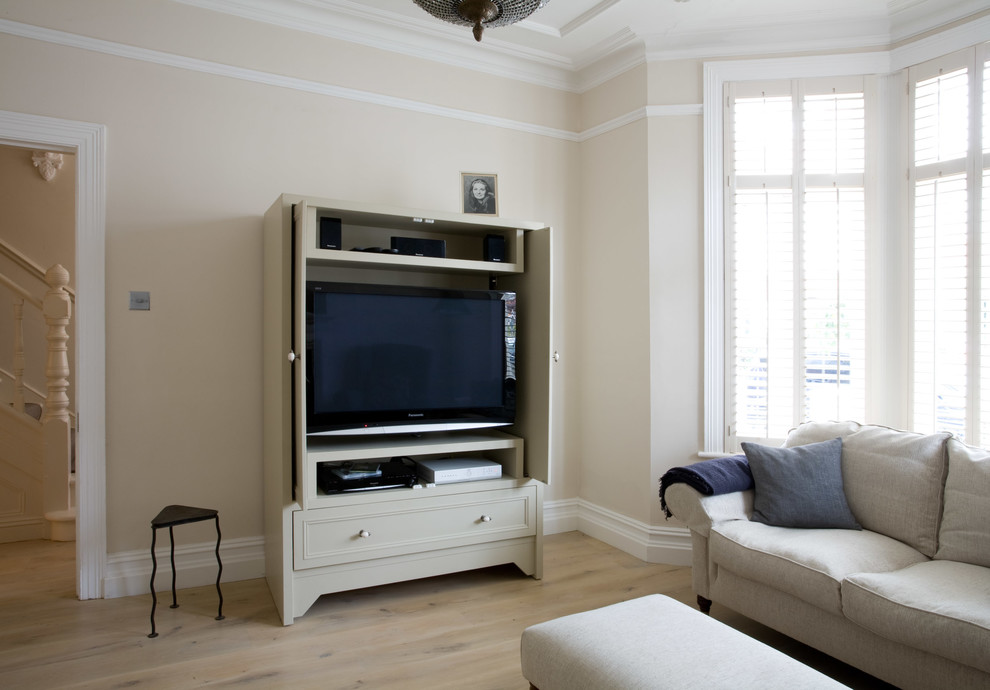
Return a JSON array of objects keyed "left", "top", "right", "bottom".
[
  {"left": 703, "top": 53, "right": 890, "bottom": 454},
  {"left": 907, "top": 45, "right": 988, "bottom": 443},
  {"left": 703, "top": 20, "right": 990, "bottom": 454}
]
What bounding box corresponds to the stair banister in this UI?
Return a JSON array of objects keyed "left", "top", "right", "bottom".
[{"left": 42, "top": 264, "right": 71, "bottom": 423}]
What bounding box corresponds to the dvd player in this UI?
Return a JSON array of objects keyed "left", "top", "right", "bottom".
[{"left": 317, "top": 458, "right": 418, "bottom": 494}]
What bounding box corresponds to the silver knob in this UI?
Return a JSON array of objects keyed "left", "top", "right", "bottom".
[
  {"left": 358, "top": 529, "right": 371, "bottom": 538},
  {"left": 287, "top": 351, "right": 297, "bottom": 362},
  {"left": 480, "top": 515, "right": 492, "bottom": 523}
]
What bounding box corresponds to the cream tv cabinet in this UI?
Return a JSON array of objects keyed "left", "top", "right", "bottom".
[{"left": 262, "top": 194, "right": 553, "bottom": 624}]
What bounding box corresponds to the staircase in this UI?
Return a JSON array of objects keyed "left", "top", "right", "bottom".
[{"left": 0, "top": 238, "right": 75, "bottom": 542}]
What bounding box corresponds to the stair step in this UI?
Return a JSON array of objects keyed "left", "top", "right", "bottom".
[{"left": 45, "top": 508, "right": 76, "bottom": 542}]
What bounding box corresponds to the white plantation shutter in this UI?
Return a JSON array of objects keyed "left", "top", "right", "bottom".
[
  {"left": 727, "top": 80, "right": 867, "bottom": 445},
  {"left": 802, "top": 90, "right": 867, "bottom": 426},
  {"left": 983, "top": 59, "right": 990, "bottom": 441},
  {"left": 911, "top": 60, "right": 974, "bottom": 440},
  {"left": 913, "top": 174, "right": 969, "bottom": 438}
]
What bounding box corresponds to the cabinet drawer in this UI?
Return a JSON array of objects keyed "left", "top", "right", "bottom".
[{"left": 293, "top": 486, "right": 537, "bottom": 570}]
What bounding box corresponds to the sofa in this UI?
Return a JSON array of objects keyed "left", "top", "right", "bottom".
[{"left": 663, "top": 421, "right": 990, "bottom": 690}]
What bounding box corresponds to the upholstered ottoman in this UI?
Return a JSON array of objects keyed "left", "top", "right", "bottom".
[{"left": 520, "top": 595, "right": 847, "bottom": 689}]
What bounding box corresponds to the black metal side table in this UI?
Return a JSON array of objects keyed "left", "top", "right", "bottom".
[{"left": 148, "top": 505, "right": 224, "bottom": 638}]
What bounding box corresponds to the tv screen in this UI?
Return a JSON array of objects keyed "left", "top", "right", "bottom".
[{"left": 306, "top": 281, "right": 516, "bottom": 435}]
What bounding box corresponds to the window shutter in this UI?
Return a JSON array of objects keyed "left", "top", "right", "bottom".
[
  {"left": 727, "top": 82, "right": 867, "bottom": 445},
  {"left": 912, "top": 66, "right": 970, "bottom": 439},
  {"left": 980, "top": 58, "right": 990, "bottom": 441},
  {"left": 802, "top": 91, "right": 867, "bottom": 425}
]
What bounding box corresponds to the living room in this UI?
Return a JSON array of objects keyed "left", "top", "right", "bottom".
[{"left": 0, "top": 0, "right": 988, "bottom": 687}]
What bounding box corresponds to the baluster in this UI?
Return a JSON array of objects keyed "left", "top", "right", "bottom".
[
  {"left": 42, "top": 264, "right": 74, "bottom": 528},
  {"left": 12, "top": 297, "right": 25, "bottom": 413},
  {"left": 42, "top": 264, "right": 71, "bottom": 423}
]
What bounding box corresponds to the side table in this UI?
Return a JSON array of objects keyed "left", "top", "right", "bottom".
[{"left": 148, "top": 505, "right": 224, "bottom": 638}]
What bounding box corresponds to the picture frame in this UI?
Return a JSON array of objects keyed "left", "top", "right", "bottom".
[{"left": 461, "top": 173, "right": 498, "bottom": 216}]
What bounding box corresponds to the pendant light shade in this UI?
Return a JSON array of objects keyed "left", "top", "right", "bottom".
[{"left": 413, "top": 0, "right": 550, "bottom": 42}]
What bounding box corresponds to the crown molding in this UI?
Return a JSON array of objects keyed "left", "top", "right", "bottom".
[
  {"left": 0, "top": 19, "right": 581, "bottom": 142},
  {"left": 573, "top": 28, "right": 645, "bottom": 92},
  {"left": 889, "top": 0, "right": 990, "bottom": 43},
  {"left": 559, "top": 0, "right": 623, "bottom": 38},
  {"left": 890, "top": 12, "right": 990, "bottom": 70},
  {"left": 643, "top": 6, "right": 891, "bottom": 63},
  {"left": 175, "top": 0, "right": 989, "bottom": 96},
  {"left": 174, "top": 0, "right": 581, "bottom": 91}
]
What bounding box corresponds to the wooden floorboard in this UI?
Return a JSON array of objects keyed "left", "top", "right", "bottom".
[{"left": 0, "top": 532, "right": 893, "bottom": 689}]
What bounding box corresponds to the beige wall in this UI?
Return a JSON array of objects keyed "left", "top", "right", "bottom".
[
  {"left": 0, "top": 1, "right": 583, "bottom": 554},
  {"left": 576, "top": 59, "right": 706, "bottom": 526},
  {"left": 0, "top": 144, "right": 76, "bottom": 278},
  {"left": 0, "top": 0, "right": 711, "bottom": 562}
]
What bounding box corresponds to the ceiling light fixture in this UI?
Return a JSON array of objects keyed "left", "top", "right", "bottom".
[{"left": 413, "top": 0, "right": 551, "bottom": 42}]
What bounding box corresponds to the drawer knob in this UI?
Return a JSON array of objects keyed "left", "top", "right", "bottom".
[
  {"left": 358, "top": 529, "right": 371, "bottom": 538},
  {"left": 480, "top": 515, "right": 492, "bottom": 523}
]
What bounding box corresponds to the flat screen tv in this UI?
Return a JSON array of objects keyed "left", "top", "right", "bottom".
[{"left": 306, "top": 281, "right": 517, "bottom": 436}]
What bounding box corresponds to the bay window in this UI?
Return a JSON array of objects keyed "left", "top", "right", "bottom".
[{"left": 709, "top": 41, "right": 990, "bottom": 452}]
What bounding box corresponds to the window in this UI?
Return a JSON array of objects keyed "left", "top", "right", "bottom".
[
  {"left": 910, "top": 48, "right": 989, "bottom": 443},
  {"left": 725, "top": 78, "right": 868, "bottom": 447},
  {"left": 705, "top": 42, "right": 990, "bottom": 454}
]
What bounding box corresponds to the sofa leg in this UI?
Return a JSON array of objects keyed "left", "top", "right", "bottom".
[{"left": 697, "top": 595, "right": 712, "bottom": 614}]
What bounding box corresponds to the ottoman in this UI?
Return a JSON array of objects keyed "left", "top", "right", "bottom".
[{"left": 520, "top": 595, "right": 848, "bottom": 689}]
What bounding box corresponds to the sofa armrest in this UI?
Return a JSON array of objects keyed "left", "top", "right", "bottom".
[{"left": 664, "top": 484, "right": 753, "bottom": 537}]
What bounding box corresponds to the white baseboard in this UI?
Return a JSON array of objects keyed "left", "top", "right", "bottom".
[
  {"left": 104, "top": 500, "right": 690, "bottom": 598},
  {"left": 104, "top": 535, "right": 265, "bottom": 599},
  {"left": 544, "top": 498, "right": 693, "bottom": 566}
]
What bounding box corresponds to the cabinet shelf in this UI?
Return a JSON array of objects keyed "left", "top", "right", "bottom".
[
  {"left": 304, "top": 431, "right": 525, "bottom": 507},
  {"left": 305, "top": 247, "right": 521, "bottom": 275},
  {"left": 307, "top": 430, "right": 523, "bottom": 462}
]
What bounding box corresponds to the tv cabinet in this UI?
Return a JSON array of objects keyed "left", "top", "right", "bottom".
[{"left": 262, "top": 194, "right": 553, "bottom": 624}]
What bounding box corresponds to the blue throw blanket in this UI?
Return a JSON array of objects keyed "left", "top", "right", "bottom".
[{"left": 659, "top": 455, "right": 754, "bottom": 518}]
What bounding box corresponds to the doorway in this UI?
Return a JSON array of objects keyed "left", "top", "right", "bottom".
[
  {"left": 0, "top": 142, "right": 75, "bottom": 543},
  {"left": 0, "top": 110, "right": 106, "bottom": 599}
]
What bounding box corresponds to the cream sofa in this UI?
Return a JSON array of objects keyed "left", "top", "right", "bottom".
[{"left": 664, "top": 421, "right": 990, "bottom": 690}]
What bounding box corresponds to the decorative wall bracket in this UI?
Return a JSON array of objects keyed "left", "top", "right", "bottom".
[{"left": 32, "top": 151, "right": 64, "bottom": 182}]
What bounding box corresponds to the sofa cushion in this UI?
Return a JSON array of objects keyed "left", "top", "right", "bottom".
[
  {"left": 710, "top": 520, "right": 927, "bottom": 616},
  {"left": 742, "top": 438, "right": 860, "bottom": 530},
  {"left": 784, "top": 421, "right": 950, "bottom": 557},
  {"left": 843, "top": 560, "right": 990, "bottom": 675},
  {"left": 936, "top": 440, "right": 990, "bottom": 568}
]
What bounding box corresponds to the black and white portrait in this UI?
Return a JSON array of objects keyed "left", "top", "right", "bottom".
[{"left": 462, "top": 173, "right": 498, "bottom": 215}]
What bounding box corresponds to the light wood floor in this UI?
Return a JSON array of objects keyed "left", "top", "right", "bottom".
[{"left": 0, "top": 532, "right": 893, "bottom": 689}]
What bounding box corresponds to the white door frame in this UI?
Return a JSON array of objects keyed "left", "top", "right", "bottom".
[{"left": 0, "top": 109, "right": 107, "bottom": 599}]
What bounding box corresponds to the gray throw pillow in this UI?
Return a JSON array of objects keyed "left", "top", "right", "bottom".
[{"left": 741, "top": 437, "right": 861, "bottom": 530}]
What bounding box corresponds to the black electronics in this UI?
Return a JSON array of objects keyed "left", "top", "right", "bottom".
[
  {"left": 390, "top": 236, "right": 446, "bottom": 258},
  {"left": 484, "top": 234, "right": 506, "bottom": 262},
  {"left": 317, "top": 457, "right": 418, "bottom": 493},
  {"left": 306, "top": 281, "right": 517, "bottom": 436},
  {"left": 319, "top": 217, "right": 342, "bottom": 250}
]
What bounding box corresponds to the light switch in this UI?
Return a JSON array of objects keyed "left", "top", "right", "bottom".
[{"left": 129, "top": 291, "right": 150, "bottom": 310}]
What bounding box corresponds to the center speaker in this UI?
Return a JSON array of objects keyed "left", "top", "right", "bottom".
[{"left": 390, "top": 236, "right": 446, "bottom": 258}]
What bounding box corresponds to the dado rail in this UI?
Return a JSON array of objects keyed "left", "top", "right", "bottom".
[{"left": 0, "top": 237, "right": 75, "bottom": 542}]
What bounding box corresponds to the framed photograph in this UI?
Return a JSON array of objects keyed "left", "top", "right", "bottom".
[{"left": 462, "top": 173, "right": 498, "bottom": 216}]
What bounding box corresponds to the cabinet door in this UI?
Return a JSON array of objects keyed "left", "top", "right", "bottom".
[
  {"left": 501, "top": 227, "right": 553, "bottom": 484},
  {"left": 292, "top": 201, "right": 311, "bottom": 503}
]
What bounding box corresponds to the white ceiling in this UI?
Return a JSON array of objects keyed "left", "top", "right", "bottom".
[{"left": 177, "top": 0, "right": 990, "bottom": 90}]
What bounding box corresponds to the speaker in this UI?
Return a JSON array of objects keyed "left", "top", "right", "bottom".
[
  {"left": 391, "top": 236, "right": 446, "bottom": 258},
  {"left": 320, "top": 217, "right": 342, "bottom": 250},
  {"left": 484, "top": 234, "right": 506, "bottom": 262}
]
